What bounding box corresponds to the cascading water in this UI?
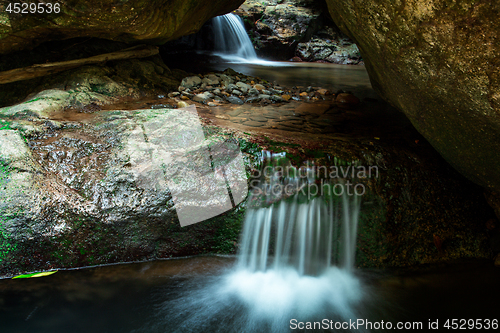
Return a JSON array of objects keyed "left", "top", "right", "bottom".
[
  {"left": 236, "top": 152, "right": 361, "bottom": 275},
  {"left": 211, "top": 13, "right": 259, "bottom": 62},
  {"left": 220, "top": 152, "right": 365, "bottom": 329},
  {"left": 140, "top": 152, "right": 366, "bottom": 332}
]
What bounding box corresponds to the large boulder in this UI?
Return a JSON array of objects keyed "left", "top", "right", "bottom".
[
  {"left": 325, "top": 0, "right": 500, "bottom": 214},
  {"left": 0, "top": 0, "right": 245, "bottom": 54}
]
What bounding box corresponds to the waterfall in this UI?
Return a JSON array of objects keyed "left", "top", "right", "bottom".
[
  {"left": 220, "top": 152, "right": 365, "bottom": 327},
  {"left": 142, "top": 152, "right": 366, "bottom": 332},
  {"left": 212, "top": 13, "right": 258, "bottom": 62},
  {"left": 236, "top": 152, "right": 361, "bottom": 275}
]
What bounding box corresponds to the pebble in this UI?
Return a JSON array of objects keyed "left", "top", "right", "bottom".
[
  {"left": 202, "top": 74, "right": 219, "bottom": 86},
  {"left": 208, "top": 102, "right": 217, "bottom": 107},
  {"left": 180, "top": 76, "right": 202, "bottom": 89},
  {"left": 182, "top": 91, "right": 194, "bottom": 98},
  {"left": 177, "top": 101, "right": 189, "bottom": 108},
  {"left": 254, "top": 84, "right": 265, "bottom": 91},
  {"left": 270, "top": 95, "right": 285, "bottom": 102},
  {"left": 226, "top": 96, "right": 244, "bottom": 105},
  {"left": 248, "top": 88, "right": 259, "bottom": 96},
  {"left": 336, "top": 93, "right": 360, "bottom": 108},
  {"left": 236, "top": 82, "right": 251, "bottom": 93},
  {"left": 245, "top": 96, "right": 261, "bottom": 103},
  {"left": 227, "top": 83, "right": 238, "bottom": 91},
  {"left": 174, "top": 70, "right": 320, "bottom": 107},
  {"left": 193, "top": 93, "right": 211, "bottom": 103}
]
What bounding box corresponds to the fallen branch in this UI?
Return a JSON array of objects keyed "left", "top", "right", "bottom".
[{"left": 0, "top": 45, "right": 159, "bottom": 84}]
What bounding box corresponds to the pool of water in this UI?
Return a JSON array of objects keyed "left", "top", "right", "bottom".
[
  {"left": 1, "top": 257, "right": 499, "bottom": 333},
  {"left": 163, "top": 52, "right": 377, "bottom": 100}
]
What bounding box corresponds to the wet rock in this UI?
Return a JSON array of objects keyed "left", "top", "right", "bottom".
[
  {"left": 193, "top": 92, "right": 213, "bottom": 103},
  {"left": 202, "top": 75, "right": 220, "bottom": 86},
  {"left": 226, "top": 96, "right": 244, "bottom": 105},
  {"left": 218, "top": 74, "right": 234, "bottom": 87},
  {"left": 181, "top": 91, "right": 195, "bottom": 99},
  {"left": 232, "top": 89, "right": 243, "bottom": 96},
  {"left": 224, "top": 68, "right": 239, "bottom": 76},
  {"left": 336, "top": 93, "right": 360, "bottom": 109},
  {"left": 177, "top": 101, "right": 189, "bottom": 108},
  {"left": 180, "top": 76, "right": 202, "bottom": 89},
  {"left": 236, "top": 0, "right": 322, "bottom": 60},
  {"left": 245, "top": 96, "right": 262, "bottom": 103},
  {"left": 227, "top": 83, "right": 238, "bottom": 91},
  {"left": 236, "top": 82, "right": 251, "bottom": 93},
  {"left": 248, "top": 88, "right": 259, "bottom": 96},
  {"left": 253, "top": 84, "right": 265, "bottom": 91},
  {"left": 270, "top": 95, "right": 285, "bottom": 102}
]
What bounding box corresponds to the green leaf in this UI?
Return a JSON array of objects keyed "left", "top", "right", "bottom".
[{"left": 12, "top": 271, "right": 58, "bottom": 279}]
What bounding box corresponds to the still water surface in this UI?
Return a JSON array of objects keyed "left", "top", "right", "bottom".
[{"left": 1, "top": 257, "right": 499, "bottom": 332}]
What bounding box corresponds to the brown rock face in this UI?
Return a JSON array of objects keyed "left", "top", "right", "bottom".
[
  {"left": 325, "top": 0, "right": 500, "bottom": 201},
  {"left": 0, "top": 0, "right": 245, "bottom": 54}
]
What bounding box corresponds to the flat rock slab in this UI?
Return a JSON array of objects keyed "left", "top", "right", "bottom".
[
  {"left": 249, "top": 116, "right": 269, "bottom": 122},
  {"left": 242, "top": 120, "right": 266, "bottom": 127}
]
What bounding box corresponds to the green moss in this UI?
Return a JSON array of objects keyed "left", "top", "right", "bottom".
[
  {"left": 0, "top": 121, "right": 12, "bottom": 130},
  {"left": 0, "top": 164, "right": 17, "bottom": 262}
]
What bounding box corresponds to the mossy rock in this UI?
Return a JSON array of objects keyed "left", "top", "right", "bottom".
[
  {"left": 325, "top": 0, "right": 500, "bottom": 219},
  {"left": 0, "top": 0, "right": 245, "bottom": 54}
]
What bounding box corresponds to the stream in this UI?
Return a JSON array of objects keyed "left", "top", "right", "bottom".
[
  {"left": 0, "top": 257, "right": 499, "bottom": 332},
  {"left": 2, "top": 57, "right": 498, "bottom": 333}
]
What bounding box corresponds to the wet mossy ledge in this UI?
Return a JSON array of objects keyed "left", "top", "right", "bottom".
[{"left": 0, "top": 62, "right": 495, "bottom": 277}]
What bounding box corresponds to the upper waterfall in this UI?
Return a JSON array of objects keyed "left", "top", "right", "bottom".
[{"left": 211, "top": 13, "right": 258, "bottom": 62}]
